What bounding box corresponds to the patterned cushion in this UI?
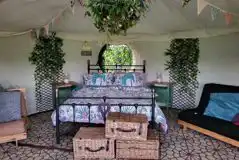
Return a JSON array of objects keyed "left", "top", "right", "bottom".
[
  {"left": 114, "top": 72, "right": 146, "bottom": 86},
  {"left": 134, "top": 72, "right": 147, "bottom": 85},
  {"left": 83, "top": 73, "right": 114, "bottom": 86},
  {"left": 0, "top": 91, "right": 21, "bottom": 123},
  {"left": 232, "top": 113, "right": 239, "bottom": 126}
]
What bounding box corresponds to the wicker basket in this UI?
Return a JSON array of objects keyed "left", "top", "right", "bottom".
[
  {"left": 106, "top": 112, "right": 148, "bottom": 141},
  {"left": 116, "top": 129, "right": 160, "bottom": 160},
  {"left": 73, "top": 127, "right": 115, "bottom": 160}
]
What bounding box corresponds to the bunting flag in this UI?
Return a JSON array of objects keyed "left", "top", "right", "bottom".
[
  {"left": 55, "top": 15, "right": 61, "bottom": 24},
  {"left": 44, "top": 24, "right": 49, "bottom": 36},
  {"left": 197, "top": 0, "right": 209, "bottom": 15},
  {"left": 70, "top": 0, "right": 75, "bottom": 15},
  {"left": 51, "top": 18, "right": 55, "bottom": 28},
  {"left": 211, "top": 7, "right": 219, "bottom": 21},
  {"left": 36, "top": 29, "right": 40, "bottom": 38},
  {"left": 30, "top": 30, "right": 36, "bottom": 40},
  {"left": 224, "top": 12, "right": 233, "bottom": 25},
  {"left": 0, "top": 1, "right": 70, "bottom": 38},
  {"left": 71, "top": 5, "right": 75, "bottom": 15},
  {"left": 79, "top": 0, "right": 84, "bottom": 6}
]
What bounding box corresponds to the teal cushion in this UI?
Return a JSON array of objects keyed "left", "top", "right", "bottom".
[
  {"left": 83, "top": 73, "right": 113, "bottom": 86},
  {"left": 92, "top": 73, "right": 106, "bottom": 85},
  {"left": 121, "top": 72, "right": 135, "bottom": 86},
  {"left": 203, "top": 93, "right": 239, "bottom": 122}
]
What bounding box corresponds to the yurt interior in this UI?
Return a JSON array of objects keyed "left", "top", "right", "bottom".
[{"left": 0, "top": 0, "right": 238, "bottom": 159}]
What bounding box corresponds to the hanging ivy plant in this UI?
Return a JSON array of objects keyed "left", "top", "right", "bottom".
[
  {"left": 29, "top": 32, "right": 65, "bottom": 106},
  {"left": 82, "top": 0, "right": 151, "bottom": 35},
  {"left": 164, "top": 38, "right": 200, "bottom": 95},
  {"left": 29, "top": 32, "right": 65, "bottom": 82}
]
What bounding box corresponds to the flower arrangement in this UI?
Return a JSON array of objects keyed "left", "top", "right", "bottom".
[{"left": 81, "top": 0, "right": 152, "bottom": 35}]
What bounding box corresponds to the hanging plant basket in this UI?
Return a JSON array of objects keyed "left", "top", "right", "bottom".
[{"left": 82, "top": 0, "right": 151, "bottom": 35}]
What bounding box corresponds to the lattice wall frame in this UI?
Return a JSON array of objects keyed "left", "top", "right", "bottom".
[
  {"left": 35, "top": 70, "right": 64, "bottom": 112},
  {"left": 169, "top": 72, "right": 198, "bottom": 110}
]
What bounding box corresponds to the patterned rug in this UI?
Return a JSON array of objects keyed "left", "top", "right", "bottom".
[{"left": 0, "top": 110, "right": 238, "bottom": 160}]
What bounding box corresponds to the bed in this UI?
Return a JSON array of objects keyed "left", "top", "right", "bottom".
[{"left": 52, "top": 60, "right": 168, "bottom": 144}]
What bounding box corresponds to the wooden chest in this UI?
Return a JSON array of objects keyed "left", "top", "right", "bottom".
[
  {"left": 73, "top": 127, "right": 115, "bottom": 160},
  {"left": 106, "top": 112, "right": 148, "bottom": 141},
  {"left": 116, "top": 129, "right": 160, "bottom": 160}
]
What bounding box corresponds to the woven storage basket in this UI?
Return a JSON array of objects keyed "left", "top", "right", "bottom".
[
  {"left": 116, "top": 129, "right": 160, "bottom": 160},
  {"left": 73, "top": 127, "right": 115, "bottom": 160},
  {"left": 106, "top": 112, "right": 148, "bottom": 141}
]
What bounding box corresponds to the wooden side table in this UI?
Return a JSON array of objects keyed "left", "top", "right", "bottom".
[{"left": 148, "top": 81, "right": 173, "bottom": 113}]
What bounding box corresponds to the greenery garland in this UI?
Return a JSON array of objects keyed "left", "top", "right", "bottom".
[
  {"left": 165, "top": 38, "right": 200, "bottom": 95},
  {"left": 83, "top": 0, "right": 151, "bottom": 35}
]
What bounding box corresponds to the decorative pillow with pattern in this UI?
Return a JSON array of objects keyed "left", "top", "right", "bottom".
[
  {"left": 114, "top": 72, "right": 147, "bottom": 86},
  {"left": 232, "top": 113, "right": 239, "bottom": 126},
  {"left": 83, "top": 73, "right": 114, "bottom": 86},
  {"left": 0, "top": 91, "right": 21, "bottom": 123},
  {"left": 134, "top": 72, "right": 147, "bottom": 85}
]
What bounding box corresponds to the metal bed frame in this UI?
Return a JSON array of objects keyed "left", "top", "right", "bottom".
[{"left": 53, "top": 60, "right": 156, "bottom": 144}]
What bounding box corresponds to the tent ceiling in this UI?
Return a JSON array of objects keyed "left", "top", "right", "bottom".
[{"left": 0, "top": 0, "right": 238, "bottom": 41}]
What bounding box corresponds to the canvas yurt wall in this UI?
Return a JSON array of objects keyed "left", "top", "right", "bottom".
[{"left": 0, "top": 33, "right": 239, "bottom": 114}]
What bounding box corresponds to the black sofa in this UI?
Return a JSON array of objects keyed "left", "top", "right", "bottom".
[{"left": 178, "top": 83, "right": 239, "bottom": 147}]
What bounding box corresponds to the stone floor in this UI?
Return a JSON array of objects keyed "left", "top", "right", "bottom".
[{"left": 0, "top": 110, "right": 238, "bottom": 160}]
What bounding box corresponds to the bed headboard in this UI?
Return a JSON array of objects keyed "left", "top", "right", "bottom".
[{"left": 87, "top": 59, "right": 146, "bottom": 74}]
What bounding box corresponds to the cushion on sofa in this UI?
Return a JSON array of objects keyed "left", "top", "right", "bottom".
[
  {"left": 0, "top": 91, "right": 21, "bottom": 123},
  {"left": 203, "top": 93, "right": 239, "bottom": 122},
  {"left": 0, "top": 119, "right": 25, "bottom": 137},
  {"left": 232, "top": 113, "right": 239, "bottom": 126},
  {"left": 197, "top": 83, "right": 239, "bottom": 114},
  {"left": 178, "top": 109, "right": 239, "bottom": 141}
]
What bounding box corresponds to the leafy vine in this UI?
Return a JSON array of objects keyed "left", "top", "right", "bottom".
[
  {"left": 165, "top": 38, "right": 200, "bottom": 95},
  {"left": 29, "top": 32, "right": 65, "bottom": 104}
]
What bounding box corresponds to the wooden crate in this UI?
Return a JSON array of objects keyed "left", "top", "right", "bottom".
[
  {"left": 73, "top": 127, "right": 115, "bottom": 160},
  {"left": 116, "top": 129, "right": 160, "bottom": 160},
  {"left": 106, "top": 112, "right": 148, "bottom": 141}
]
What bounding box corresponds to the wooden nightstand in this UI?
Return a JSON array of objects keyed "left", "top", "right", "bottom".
[{"left": 148, "top": 81, "right": 173, "bottom": 113}]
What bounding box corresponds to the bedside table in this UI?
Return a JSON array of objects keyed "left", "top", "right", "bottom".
[
  {"left": 52, "top": 81, "right": 79, "bottom": 107},
  {"left": 148, "top": 81, "right": 173, "bottom": 113}
]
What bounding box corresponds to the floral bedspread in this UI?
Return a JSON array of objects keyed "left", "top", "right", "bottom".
[{"left": 51, "top": 86, "right": 168, "bottom": 132}]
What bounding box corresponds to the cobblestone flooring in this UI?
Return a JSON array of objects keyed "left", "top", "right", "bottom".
[{"left": 0, "top": 111, "right": 238, "bottom": 160}]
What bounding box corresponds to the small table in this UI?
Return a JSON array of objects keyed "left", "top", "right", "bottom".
[
  {"left": 148, "top": 81, "right": 173, "bottom": 113},
  {"left": 52, "top": 81, "right": 79, "bottom": 107},
  {"left": 54, "top": 81, "right": 78, "bottom": 89}
]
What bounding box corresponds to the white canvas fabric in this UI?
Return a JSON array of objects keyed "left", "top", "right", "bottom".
[{"left": 0, "top": 0, "right": 238, "bottom": 41}]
